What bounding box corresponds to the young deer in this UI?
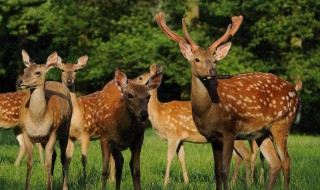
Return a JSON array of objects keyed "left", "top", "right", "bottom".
[
  {"left": 17, "top": 50, "right": 73, "bottom": 190},
  {"left": 155, "top": 12, "right": 300, "bottom": 190},
  {"left": 56, "top": 55, "right": 104, "bottom": 182},
  {"left": 0, "top": 92, "right": 44, "bottom": 166},
  {"left": 138, "top": 63, "right": 252, "bottom": 185},
  {"left": 98, "top": 69, "right": 162, "bottom": 190}
]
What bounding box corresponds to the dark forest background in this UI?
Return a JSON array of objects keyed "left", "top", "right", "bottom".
[{"left": 0, "top": 0, "right": 319, "bottom": 133}]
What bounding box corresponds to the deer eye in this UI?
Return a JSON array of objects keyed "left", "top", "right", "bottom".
[
  {"left": 146, "top": 95, "right": 151, "bottom": 100},
  {"left": 195, "top": 58, "right": 200, "bottom": 62},
  {"left": 35, "top": 71, "right": 41, "bottom": 76},
  {"left": 74, "top": 69, "right": 78, "bottom": 72},
  {"left": 128, "top": 93, "right": 134, "bottom": 99}
]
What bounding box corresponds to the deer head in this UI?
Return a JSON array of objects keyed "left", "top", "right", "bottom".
[
  {"left": 133, "top": 63, "right": 163, "bottom": 85},
  {"left": 155, "top": 12, "right": 243, "bottom": 79},
  {"left": 17, "top": 50, "right": 59, "bottom": 89},
  {"left": 115, "top": 69, "right": 163, "bottom": 121},
  {"left": 56, "top": 55, "right": 88, "bottom": 86}
]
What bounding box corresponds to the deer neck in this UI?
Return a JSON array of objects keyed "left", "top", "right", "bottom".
[
  {"left": 29, "top": 86, "right": 47, "bottom": 120},
  {"left": 149, "top": 89, "right": 160, "bottom": 109},
  {"left": 67, "top": 84, "right": 80, "bottom": 110},
  {"left": 191, "top": 75, "right": 219, "bottom": 117}
]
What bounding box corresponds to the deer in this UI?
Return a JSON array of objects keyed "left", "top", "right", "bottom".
[
  {"left": 155, "top": 12, "right": 301, "bottom": 190},
  {"left": 97, "top": 69, "right": 163, "bottom": 190},
  {"left": 16, "top": 50, "right": 73, "bottom": 190},
  {"left": 136, "top": 63, "right": 252, "bottom": 185},
  {"left": 0, "top": 92, "right": 44, "bottom": 166}
]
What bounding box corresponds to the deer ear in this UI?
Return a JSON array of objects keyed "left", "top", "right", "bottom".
[
  {"left": 56, "top": 56, "right": 63, "bottom": 69},
  {"left": 115, "top": 69, "right": 128, "bottom": 91},
  {"left": 215, "top": 42, "right": 232, "bottom": 61},
  {"left": 77, "top": 55, "right": 88, "bottom": 69},
  {"left": 149, "top": 63, "right": 157, "bottom": 75},
  {"left": 21, "top": 49, "right": 33, "bottom": 68},
  {"left": 147, "top": 72, "right": 163, "bottom": 90},
  {"left": 46, "top": 51, "right": 59, "bottom": 71},
  {"left": 179, "top": 41, "right": 193, "bottom": 60}
]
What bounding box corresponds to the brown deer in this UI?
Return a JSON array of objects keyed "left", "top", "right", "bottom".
[
  {"left": 17, "top": 50, "right": 73, "bottom": 190},
  {"left": 97, "top": 69, "right": 162, "bottom": 190},
  {"left": 56, "top": 55, "right": 107, "bottom": 182},
  {"left": 137, "top": 63, "right": 252, "bottom": 185},
  {"left": 155, "top": 12, "right": 300, "bottom": 190},
  {"left": 0, "top": 92, "right": 44, "bottom": 166}
]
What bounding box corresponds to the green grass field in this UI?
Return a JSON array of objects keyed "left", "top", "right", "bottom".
[{"left": 0, "top": 128, "right": 319, "bottom": 190}]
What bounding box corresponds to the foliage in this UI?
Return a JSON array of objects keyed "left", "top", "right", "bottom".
[{"left": 0, "top": 0, "right": 319, "bottom": 133}]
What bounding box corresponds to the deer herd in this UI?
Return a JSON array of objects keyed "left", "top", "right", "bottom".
[{"left": 0, "top": 12, "right": 302, "bottom": 190}]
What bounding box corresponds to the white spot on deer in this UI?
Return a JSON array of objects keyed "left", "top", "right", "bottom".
[
  {"left": 288, "top": 92, "right": 295, "bottom": 97},
  {"left": 236, "top": 100, "right": 242, "bottom": 105},
  {"left": 286, "top": 96, "right": 289, "bottom": 100},
  {"left": 225, "top": 106, "right": 230, "bottom": 112},
  {"left": 278, "top": 111, "right": 283, "bottom": 117}
]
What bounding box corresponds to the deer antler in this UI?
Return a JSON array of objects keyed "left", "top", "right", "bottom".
[
  {"left": 155, "top": 12, "right": 186, "bottom": 42},
  {"left": 182, "top": 18, "right": 199, "bottom": 52},
  {"left": 209, "top": 15, "right": 243, "bottom": 52},
  {"left": 155, "top": 12, "right": 200, "bottom": 52}
]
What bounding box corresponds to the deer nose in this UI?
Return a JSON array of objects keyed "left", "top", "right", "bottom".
[
  {"left": 209, "top": 68, "right": 217, "bottom": 76},
  {"left": 67, "top": 78, "right": 72, "bottom": 85},
  {"left": 140, "top": 110, "right": 149, "bottom": 121},
  {"left": 16, "top": 79, "right": 23, "bottom": 86}
]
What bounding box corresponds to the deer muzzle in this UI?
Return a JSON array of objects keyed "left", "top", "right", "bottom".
[{"left": 140, "top": 110, "right": 149, "bottom": 121}]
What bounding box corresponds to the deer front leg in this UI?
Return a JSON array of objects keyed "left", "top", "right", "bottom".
[
  {"left": 233, "top": 140, "right": 251, "bottom": 186},
  {"left": 212, "top": 141, "right": 222, "bottom": 190},
  {"left": 111, "top": 149, "right": 124, "bottom": 190},
  {"left": 45, "top": 133, "right": 57, "bottom": 190},
  {"left": 59, "top": 137, "right": 70, "bottom": 190},
  {"left": 36, "top": 143, "right": 44, "bottom": 166},
  {"left": 129, "top": 131, "right": 145, "bottom": 190},
  {"left": 80, "top": 137, "right": 90, "bottom": 182},
  {"left": 100, "top": 139, "right": 111, "bottom": 190},
  {"left": 164, "top": 139, "right": 180, "bottom": 185},
  {"left": 221, "top": 135, "right": 235, "bottom": 190},
  {"left": 109, "top": 154, "right": 116, "bottom": 183},
  {"left": 176, "top": 142, "right": 189, "bottom": 184},
  {"left": 14, "top": 133, "right": 26, "bottom": 166},
  {"left": 23, "top": 132, "right": 34, "bottom": 190}
]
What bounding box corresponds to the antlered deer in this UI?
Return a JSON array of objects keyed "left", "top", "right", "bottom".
[
  {"left": 98, "top": 69, "right": 162, "bottom": 190},
  {"left": 155, "top": 12, "right": 300, "bottom": 190},
  {"left": 138, "top": 63, "right": 252, "bottom": 185},
  {"left": 0, "top": 92, "right": 44, "bottom": 166},
  {"left": 17, "top": 50, "right": 73, "bottom": 190}
]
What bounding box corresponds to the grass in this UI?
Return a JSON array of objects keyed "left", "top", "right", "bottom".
[{"left": 0, "top": 128, "right": 319, "bottom": 189}]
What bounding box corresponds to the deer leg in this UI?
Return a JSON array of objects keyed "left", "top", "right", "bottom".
[
  {"left": 23, "top": 132, "right": 33, "bottom": 190},
  {"left": 230, "top": 150, "right": 243, "bottom": 187},
  {"left": 221, "top": 135, "right": 235, "bottom": 190},
  {"left": 14, "top": 133, "right": 26, "bottom": 166},
  {"left": 80, "top": 137, "right": 90, "bottom": 182},
  {"left": 111, "top": 149, "right": 124, "bottom": 190},
  {"left": 177, "top": 142, "right": 189, "bottom": 184},
  {"left": 100, "top": 139, "right": 111, "bottom": 190},
  {"left": 36, "top": 143, "right": 44, "bottom": 166},
  {"left": 59, "top": 138, "right": 69, "bottom": 190},
  {"left": 259, "top": 152, "right": 265, "bottom": 184},
  {"left": 258, "top": 137, "right": 281, "bottom": 190},
  {"left": 234, "top": 140, "right": 251, "bottom": 186},
  {"left": 109, "top": 154, "right": 116, "bottom": 183},
  {"left": 164, "top": 138, "right": 180, "bottom": 185},
  {"left": 211, "top": 141, "right": 223, "bottom": 190},
  {"left": 45, "top": 133, "right": 57, "bottom": 190},
  {"left": 129, "top": 131, "right": 144, "bottom": 190},
  {"left": 249, "top": 140, "right": 259, "bottom": 182},
  {"left": 271, "top": 125, "right": 291, "bottom": 190}
]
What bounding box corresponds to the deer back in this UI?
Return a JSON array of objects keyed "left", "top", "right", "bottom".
[{"left": 0, "top": 92, "right": 26, "bottom": 128}]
